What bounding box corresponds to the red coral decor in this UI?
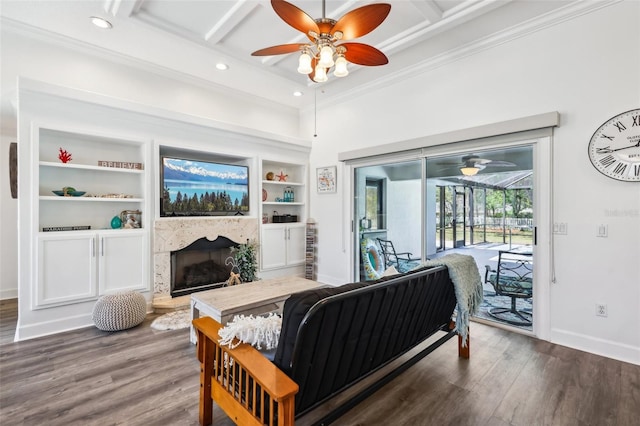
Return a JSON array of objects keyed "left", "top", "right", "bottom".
[{"left": 58, "top": 147, "right": 72, "bottom": 163}]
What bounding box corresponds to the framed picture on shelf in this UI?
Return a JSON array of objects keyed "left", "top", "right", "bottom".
[
  {"left": 120, "top": 210, "right": 142, "bottom": 229},
  {"left": 316, "top": 166, "right": 337, "bottom": 193}
]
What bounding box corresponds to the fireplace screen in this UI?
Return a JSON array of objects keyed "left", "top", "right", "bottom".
[{"left": 170, "top": 236, "right": 239, "bottom": 297}]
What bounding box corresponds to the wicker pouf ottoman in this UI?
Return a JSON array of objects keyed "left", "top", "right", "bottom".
[{"left": 92, "top": 291, "right": 147, "bottom": 331}]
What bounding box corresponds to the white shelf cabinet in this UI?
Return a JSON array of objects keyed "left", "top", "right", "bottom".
[
  {"left": 98, "top": 230, "right": 147, "bottom": 295},
  {"left": 261, "top": 161, "right": 306, "bottom": 224},
  {"left": 260, "top": 160, "right": 308, "bottom": 272},
  {"left": 36, "top": 230, "right": 147, "bottom": 308},
  {"left": 37, "top": 233, "right": 97, "bottom": 307},
  {"left": 31, "top": 124, "right": 150, "bottom": 309},
  {"left": 260, "top": 223, "right": 306, "bottom": 270},
  {"left": 37, "top": 127, "right": 147, "bottom": 231}
]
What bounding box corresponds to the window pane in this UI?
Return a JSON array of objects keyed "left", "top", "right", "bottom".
[{"left": 355, "top": 161, "right": 422, "bottom": 281}]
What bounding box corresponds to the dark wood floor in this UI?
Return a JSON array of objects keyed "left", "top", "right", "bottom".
[{"left": 1, "top": 298, "right": 639, "bottom": 425}]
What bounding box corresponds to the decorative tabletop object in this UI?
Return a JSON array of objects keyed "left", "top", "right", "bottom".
[
  {"left": 110, "top": 215, "right": 122, "bottom": 229},
  {"left": 52, "top": 186, "right": 85, "bottom": 197},
  {"left": 58, "top": 147, "right": 72, "bottom": 163},
  {"left": 120, "top": 209, "right": 142, "bottom": 229},
  {"left": 265, "top": 171, "right": 275, "bottom": 181},
  {"left": 276, "top": 171, "right": 288, "bottom": 182}
]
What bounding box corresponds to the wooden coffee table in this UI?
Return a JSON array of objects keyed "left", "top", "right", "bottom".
[{"left": 190, "top": 276, "right": 324, "bottom": 343}]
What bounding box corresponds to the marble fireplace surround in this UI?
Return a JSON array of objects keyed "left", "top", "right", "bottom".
[{"left": 152, "top": 217, "right": 259, "bottom": 311}]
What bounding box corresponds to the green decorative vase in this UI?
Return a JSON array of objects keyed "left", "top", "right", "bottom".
[{"left": 110, "top": 215, "right": 122, "bottom": 229}]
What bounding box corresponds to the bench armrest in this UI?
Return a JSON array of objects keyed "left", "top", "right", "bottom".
[{"left": 193, "top": 316, "right": 298, "bottom": 426}]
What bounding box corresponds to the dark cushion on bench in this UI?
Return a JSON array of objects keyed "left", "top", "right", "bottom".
[{"left": 273, "top": 281, "right": 370, "bottom": 373}]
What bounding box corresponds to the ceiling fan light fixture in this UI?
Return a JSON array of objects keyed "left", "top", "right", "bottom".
[
  {"left": 297, "top": 52, "right": 313, "bottom": 74},
  {"left": 318, "top": 44, "right": 335, "bottom": 68},
  {"left": 460, "top": 166, "right": 480, "bottom": 176},
  {"left": 334, "top": 55, "right": 349, "bottom": 77},
  {"left": 251, "top": 1, "right": 391, "bottom": 84},
  {"left": 313, "top": 64, "right": 328, "bottom": 83}
]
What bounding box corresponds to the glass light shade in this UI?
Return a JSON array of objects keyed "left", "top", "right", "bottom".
[
  {"left": 313, "top": 64, "right": 328, "bottom": 83},
  {"left": 334, "top": 56, "right": 349, "bottom": 77},
  {"left": 318, "top": 45, "right": 335, "bottom": 68},
  {"left": 297, "top": 52, "right": 313, "bottom": 74},
  {"left": 460, "top": 167, "right": 480, "bottom": 176}
]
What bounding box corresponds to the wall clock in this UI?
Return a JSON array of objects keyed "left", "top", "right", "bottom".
[{"left": 588, "top": 108, "right": 640, "bottom": 182}]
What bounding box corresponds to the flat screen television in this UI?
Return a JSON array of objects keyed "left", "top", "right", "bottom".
[{"left": 161, "top": 156, "right": 249, "bottom": 217}]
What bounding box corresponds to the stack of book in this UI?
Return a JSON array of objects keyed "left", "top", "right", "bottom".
[{"left": 305, "top": 219, "right": 316, "bottom": 280}]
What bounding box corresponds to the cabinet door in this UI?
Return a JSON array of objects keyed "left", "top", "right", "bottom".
[
  {"left": 37, "top": 234, "right": 97, "bottom": 307},
  {"left": 98, "top": 231, "right": 147, "bottom": 294},
  {"left": 261, "top": 225, "right": 287, "bottom": 270},
  {"left": 286, "top": 224, "right": 306, "bottom": 266}
]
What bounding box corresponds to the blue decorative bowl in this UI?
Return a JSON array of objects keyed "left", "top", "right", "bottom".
[{"left": 52, "top": 190, "right": 86, "bottom": 197}]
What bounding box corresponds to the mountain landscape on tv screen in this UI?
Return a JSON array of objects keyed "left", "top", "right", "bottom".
[
  {"left": 162, "top": 158, "right": 249, "bottom": 216},
  {"left": 163, "top": 160, "right": 247, "bottom": 185}
]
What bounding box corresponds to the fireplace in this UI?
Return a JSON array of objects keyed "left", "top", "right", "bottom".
[
  {"left": 171, "top": 236, "right": 239, "bottom": 297},
  {"left": 153, "top": 217, "right": 259, "bottom": 309}
]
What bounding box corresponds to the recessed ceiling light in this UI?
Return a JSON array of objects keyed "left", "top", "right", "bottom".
[
  {"left": 216, "top": 63, "right": 229, "bottom": 71},
  {"left": 293, "top": 91, "right": 303, "bottom": 97},
  {"left": 90, "top": 16, "right": 112, "bottom": 29}
]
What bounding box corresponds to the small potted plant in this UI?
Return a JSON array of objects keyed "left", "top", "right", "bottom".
[{"left": 231, "top": 240, "right": 258, "bottom": 283}]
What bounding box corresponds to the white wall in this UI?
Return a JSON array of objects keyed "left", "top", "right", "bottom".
[
  {"left": 386, "top": 179, "right": 422, "bottom": 257},
  {"left": 0, "top": 30, "right": 300, "bottom": 138},
  {"left": 306, "top": 1, "right": 640, "bottom": 364},
  {"left": 0, "top": 135, "right": 18, "bottom": 299}
]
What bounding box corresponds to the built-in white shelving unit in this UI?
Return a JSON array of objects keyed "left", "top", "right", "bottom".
[
  {"left": 33, "top": 125, "right": 150, "bottom": 308},
  {"left": 260, "top": 160, "right": 308, "bottom": 272}
]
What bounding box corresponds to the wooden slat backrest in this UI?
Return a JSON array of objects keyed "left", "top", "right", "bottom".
[{"left": 194, "top": 317, "right": 298, "bottom": 425}]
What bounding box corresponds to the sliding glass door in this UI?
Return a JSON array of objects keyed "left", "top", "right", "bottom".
[
  {"left": 352, "top": 145, "right": 536, "bottom": 333},
  {"left": 354, "top": 160, "right": 423, "bottom": 281},
  {"left": 425, "top": 146, "right": 535, "bottom": 332}
]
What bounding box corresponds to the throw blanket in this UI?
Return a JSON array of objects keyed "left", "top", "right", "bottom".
[{"left": 421, "top": 254, "right": 483, "bottom": 346}]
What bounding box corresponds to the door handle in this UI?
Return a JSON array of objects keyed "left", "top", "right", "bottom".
[{"left": 101, "top": 238, "right": 104, "bottom": 256}]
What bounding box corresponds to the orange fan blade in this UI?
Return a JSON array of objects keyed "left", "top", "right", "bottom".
[
  {"left": 332, "top": 4, "right": 391, "bottom": 40},
  {"left": 341, "top": 43, "right": 388, "bottom": 66},
  {"left": 271, "top": 0, "right": 319, "bottom": 36},
  {"left": 251, "top": 43, "right": 307, "bottom": 56}
]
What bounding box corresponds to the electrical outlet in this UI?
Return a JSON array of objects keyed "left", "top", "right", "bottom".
[{"left": 596, "top": 303, "right": 607, "bottom": 317}]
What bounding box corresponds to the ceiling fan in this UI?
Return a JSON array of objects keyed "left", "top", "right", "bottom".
[
  {"left": 439, "top": 155, "right": 516, "bottom": 176},
  {"left": 251, "top": 0, "right": 391, "bottom": 83}
]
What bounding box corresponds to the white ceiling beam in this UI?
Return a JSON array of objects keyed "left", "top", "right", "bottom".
[
  {"left": 204, "top": 0, "right": 258, "bottom": 45},
  {"left": 380, "top": 0, "right": 510, "bottom": 54},
  {"left": 103, "top": 0, "right": 144, "bottom": 17},
  {"left": 411, "top": 0, "right": 443, "bottom": 24}
]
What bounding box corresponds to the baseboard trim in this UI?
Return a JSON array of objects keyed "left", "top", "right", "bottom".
[
  {"left": 0, "top": 289, "right": 18, "bottom": 300},
  {"left": 315, "top": 273, "right": 343, "bottom": 286},
  {"left": 550, "top": 327, "right": 640, "bottom": 365},
  {"left": 15, "top": 313, "right": 94, "bottom": 342}
]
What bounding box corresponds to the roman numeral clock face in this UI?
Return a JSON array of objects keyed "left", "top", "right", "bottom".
[{"left": 588, "top": 108, "right": 640, "bottom": 182}]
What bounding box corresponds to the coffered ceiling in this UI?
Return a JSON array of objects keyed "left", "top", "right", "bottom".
[{"left": 1, "top": 0, "right": 596, "bottom": 110}]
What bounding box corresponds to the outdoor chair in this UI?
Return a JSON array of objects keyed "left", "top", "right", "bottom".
[
  {"left": 376, "top": 238, "right": 420, "bottom": 273},
  {"left": 484, "top": 250, "right": 533, "bottom": 326}
]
